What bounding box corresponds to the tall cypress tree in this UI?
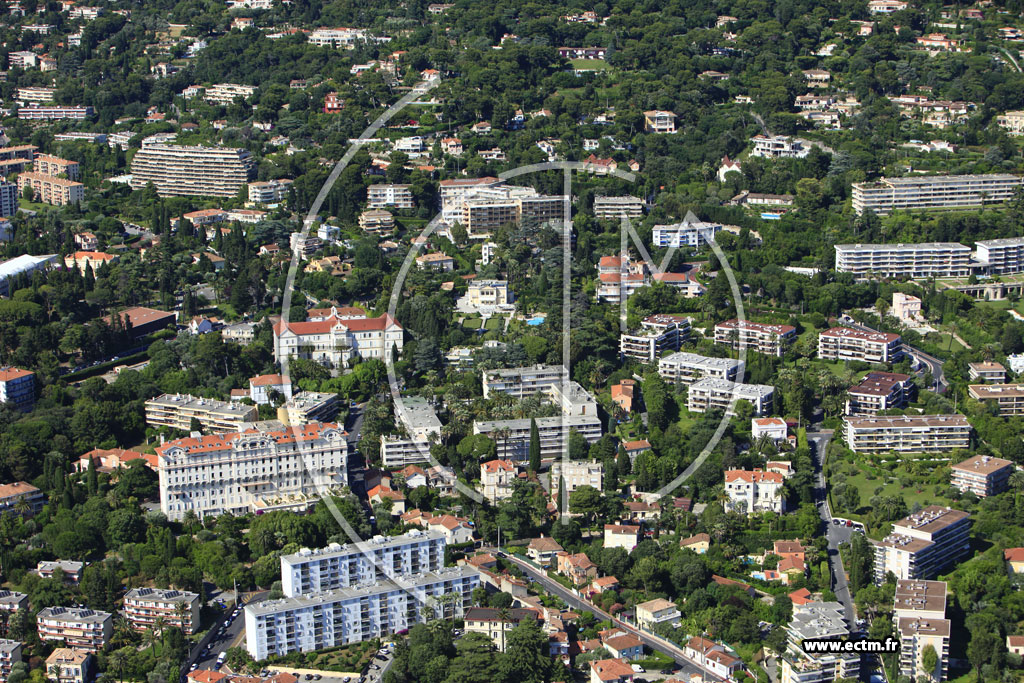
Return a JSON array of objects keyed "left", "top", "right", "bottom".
[{"left": 528, "top": 418, "right": 541, "bottom": 473}]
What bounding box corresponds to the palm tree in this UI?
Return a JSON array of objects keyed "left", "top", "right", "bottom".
[
  {"left": 108, "top": 648, "right": 127, "bottom": 683},
  {"left": 496, "top": 606, "right": 510, "bottom": 652},
  {"left": 49, "top": 663, "right": 62, "bottom": 683},
  {"left": 1009, "top": 470, "right": 1024, "bottom": 493},
  {"left": 174, "top": 601, "right": 191, "bottom": 634}
]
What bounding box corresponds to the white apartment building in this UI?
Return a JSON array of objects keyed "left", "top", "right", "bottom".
[
  {"left": 367, "top": 184, "right": 414, "bottom": 209},
  {"left": 968, "top": 383, "right": 1024, "bottom": 415},
  {"left": 949, "top": 454, "right": 1014, "bottom": 497},
  {"left": 245, "top": 566, "right": 480, "bottom": 658},
  {"left": 0, "top": 640, "right": 21, "bottom": 683},
  {"left": 714, "top": 319, "right": 796, "bottom": 357},
  {"left": 15, "top": 86, "right": 54, "bottom": 103},
  {"left": 851, "top": 174, "right": 1023, "bottom": 216},
  {"left": 752, "top": 417, "right": 788, "bottom": 442},
  {"left": 651, "top": 220, "right": 721, "bottom": 248},
  {"left": 308, "top": 26, "right": 368, "bottom": 47},
  {"left": 620, "top": 314, "right": 691, "bottom": 362},
  {"left": 549, "top": 460, "right": 603, "bottom": 495},
  {"left": 750, "top": 135, "right": 809, "bottom": 158},
  {"left": 280, "top": 530, "right": 446, "bottom": 597},
  {"left": 203, "top": 83, "right": 257, "bottom": 105},
  {"left": 145, "top": 393, "right": 258, "bottom": 432},
  {"left": 893, "top": 580, "right": 950, "bottom": 682},
  {"left": 458, "top": 188, "right": 563, "bottom": 237},
  {"left": 997, "top": 110, "right": 1024, "bottom": 135},
  {"left": 844, "top": 415, "right": 971, "bottom": 454},
  {"left": 156, "top": 422, "right": 348, "bottom": 520},
  {"left": 834, "top": 242, "right": 973, "bottom": 278},
  {"left": 130, "top": 144, "right": 256, "bottom": 197},
  {"left": 872, "top": 506, "right": 971, "bottom": 583},
  {"left": 481, "top": 459, "right": 518, "bottom": 503},
  {"left": 273, "top": 313, "right": 404, "bottom": 369},
  {"left": 280, "top": 392, "right": 341, "bottom": 426},
  {"left": 123, "top": 588, "right": 200, "bottom": 634},
  {"left": 780, "top": 603, "right": 859, "bottom": 683},
  {"left": 380, "top": 397, "right": 442, "bottom": 468},
  {"left": 657, "top": 351, "right": 743, "bottom": 385},
  {"left": 17, "top": 106, "right": 93, "bottom": 120},
  {"left": 7, "top": 51, "right": 37, "bottom": 69},
  {"left": 975, "top": 237, "right": 1024, "bottom": 275},
  {"left": 0, "top": 367, "right": 35, "bottom": 411},
  {"left": 37, "top": 607, "right": 112, "bottom": 652},
  {"left": 818, "top": 327, "right": 903, "bottom": 363},
  {"left": 248, "top": 178, "right": 293, "bottom": 204},
  {"left": 724, "top": 469, "right": 785, "bottom": 514},
  {"left": 0, "top": 590, "right": 27, "bottom": 614},
  {"left": 593, "top": 195, "right": 644, "bottom": 220},
  {"left": 689, "top": 378, "right": 774, "bottom": 415},
  {"left": 482, "top": 364, "right": 565, "bottom": 399}
]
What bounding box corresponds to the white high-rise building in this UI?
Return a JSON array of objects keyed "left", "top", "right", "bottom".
[
  {"left": 156, "top": 422, "right": 348, "bottom": 520},
  {"left": 129, "top": 144, "right": 255, "bottom": 197},
  {"left": 244, "top": 567, "right": 480, "bottom": 659},
  {"left": 834, "top": 242, "right": 973, "bottom": 278},
  {"left": 658, "top": 352, "right": 744, "bottom": 385},
  {"left": 280, "top": 530, "right": 446, "bottom": 597},
  {"left": 851, "top": 174, "right": 1023, "bottom": 216},
  {"left": 872, "top": 506, "right": 971, "bottom": 583}
]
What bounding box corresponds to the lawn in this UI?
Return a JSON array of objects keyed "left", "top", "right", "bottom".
[
  {"left": 921, "top": 331, "right": 966, "bottom": 353},
  {"left": 461, "top": 317, "right": 482, "bottom": 331},
  {"left": 830, "top": 457, "right": 955, "bottom": 524},
  {"left": 570, "top": 59, "right": 610, "bottom": 70},
  {"left": 483, "top": 316, "right": 502, "bottom": 330}
]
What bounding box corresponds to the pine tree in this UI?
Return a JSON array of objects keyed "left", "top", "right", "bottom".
[
  {"left": 86, "top": 456, "right": 98, "bottom": 495},
  {"left": 528, "top": 418, "right": 541, "bottom": 473},
  {"left": 617, "top": 444, "right": 631, "bottom": 476}
]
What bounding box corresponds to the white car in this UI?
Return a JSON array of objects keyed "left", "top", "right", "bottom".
[{"left": 631, "top": 665, "right": 645, "bottom": 673}]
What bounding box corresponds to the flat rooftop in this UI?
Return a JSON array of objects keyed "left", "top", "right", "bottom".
[
  {"left": 689, "top": 377, "right": 775, "bottom": 398},
  {"left": 845, "top": 414, "right": 968, "bottom": 430},
  {"left": 660, "top": 352, "right": 744, "bottom": 371},
  {"left": 894, "top": 579, "right": 947, "bottom": 614},
  {"left": 950, "top": 453, "right": 1013, "bottom": 475},
  {"left": 788, "top": 602, "right": 849, "bottom": 641},
  {"left": 892, "top": 505, "right": 970, "bottom": 535},
  {"left": 281, "top": 529, "right": 445, "bottom": 566},
  {"left": 835, "top": 242, "right": 971, "bottom": 253}
]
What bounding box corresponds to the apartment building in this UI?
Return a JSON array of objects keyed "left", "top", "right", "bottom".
[
  {"left": 308, "top": 26, "right": 368, "bottom": 47},
  {"left": 280, "top": 530, "right": 446, "bottom": 597},
  {"left": 465, "top": 279, "right": 511, "bottom": 307},
  {"left": 248, "top": 178, "right": 293, "bottom": 204},
  {"left": 689, "top": 378, "right": 775, "bottom": 415},
  {"left": 844, "top": 415, "right": 971, "bottom": 454},
  {"left": 156, "top": 421, "right": 348, "bottom": 520},
  {"left": 997, "top": 110, "right": 1024, "bottom": 135},
  {"left": 851, "top": 174, "right": 1024, "bottom": 216},
  {"left": 203, "top": 83, "right": 257, "bottom": 105},
  {"left": 366, "top": 184, "right": 414, "bottom": 209},
  {"left": 724, "top": 469, "right": 786, "bottom": 514},
  {"left": 0, "top": 145, "right": 36, "bottom": 163},
  {"left": 0, "top": 367, "right": 35, "bottom": 411},
  {"left": 33, "top": 154, "right": 80, "bottom": 180},
  {"left": 380, "top": 397, "right": 442, "bottom": 468},
  {"left": 651, "top": 220, "right": 721, "bottom": 248},
  {"left": 480, "top": 459, "right": 518, "bottom": 503},
  {"left": 780, "top": 603, "right": 859, "bottom": 683},
  {"left": 482, "top": 363, "right": 565, "bottom": 398},
  {"left": 0, "top": 590, "right": 27, "bottom": 614},
  {"left": 459, "top": 188, "right": 563, "bottom": 237},
  {"left": 846, "top": 371, "right": 915, "bottom": 415},
  {"left": 818, "top": 327, "right": 903, "bottom": 363},
  {"left": 872, "top": 506, "right": 971, "bottom": 583},
  {"left": 593, "top": 195, "right": 644, "bottom": 220},
  {"left": 714, "top": 319, "right": 796, "bottom": 357},
  {"left": 7, "top": 51, "right": 37, "bottom": 69},
  {"left": 438, "top": 176, "right": 500, "bottom": 209},
  {"left": 657, "top": 351, "right": 744, "bottom": 385},
  {"left": 0, "top": 481, "right": 44, "bottom": 516},
  {"left": 949, "top": 454, "right": 1014, "bottom": 497},
  {"left": 549, "top": 460, "right": 603, "bottom": 495},
  {"left": 244, "top": 566, "right": 480, "bottom": 658},
  {"left": 18, "top": 172, "right": 84, "bottom": 206},
  {"left": 620, "top": 314, "right": 691, "bottom": 362},
  {"left": 835, "top": 242, "right": 973, "bottom": 278},
  {"left": 464, "top": 607, "right": 541, "bottom": 651},
  {"left": 596, "top": 255, "right": 703, "bottom": 303},
  {"left": 18, "top": 106, "right": 93, "bottom": 120},
  {"left": 635, "top": 598, "right": 681, "bottom": 629},
  {"left": 0, "top": 640, "right": 21, "bottom": 683},
  {"left": 975, "top": 236, "right": 1024, "bottom": 275},
  {"left": 358, "top": 209, "right": 394, "bottom": 234},
  {"left": 750, "top": 135, "right": 809, "bottom": 158},
  {"left": 36, "top": 560, "right": 84, "bottom": 583},
  {"left": 44, "top": 648, "right": 91, "bottom": 683},
  {"left": 145, "top": 393, "right": 257, "bottom": 433},
  {"left": 604, "top": 524, "right": 640, "bottom": 550},
  {"left": 273, "top": 313, "right": 404, "bottom": 369},
  {"left": 14, "top": 87, "right": 53, "bottom": 103},
  {"left": 37, "top": 607, "right": 112, "bottom": 652},
  {"left": 130, "top": 144, "right": 256, "bottom": 197},
  {"left": 968, "top": 383, "right": 1024, "bottom": 415},
  {"left": 893, "top": 580, "right": 950, "bottom": 682},
  {"left": 967, "top": 361, "right": 1006, "bottom": 383},
  {"left": 0, "top": 181, "right": 15, "bottom": 218},
  {"left": 642, "top": 110, "right": 677, "bottom": 133},
  {"left": 280, "top": 392, "right": 340, "bottom": 426},
  {"left": 123, "top": 587, "right": 201, "bottom": 634}
]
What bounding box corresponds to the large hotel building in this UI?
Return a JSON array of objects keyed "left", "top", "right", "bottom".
[
  {"left": 244, "top": 566, "right": 480, "bottom": 659},
  {"left": 851, "top": 174, "right": 1023, "bottom": 215},
  {"left": 280, "top": 530, "right": 446, "bottom": 597},
  {"left": 144, "top": 393, "right": 258, "bottom": 433},
  {"left": 834, "top": 242, "right": 972, "bottom": 278},
  {"left": 129, "top": 144, "right": 256, "bottom": 197},
  {"left": 714, "top": 319, "right": 796, "bottom": 357},
  {"left": 843, "top": 415, "right": 971, "bottom": 454},
  {"left": 123, "top": 587, "right": 201, "bottom": 634},
  {"left": 156, "top": 422, "right": 348, "bottom": 520},
  {"left": 872, "top": 506, "right": 971, "bottom": 583},
  {"left": 818, "top": 327, "right": 903, "bottom": 363}
]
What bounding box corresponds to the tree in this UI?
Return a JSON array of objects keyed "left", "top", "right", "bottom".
[
  {"left": 568, "top": 485, "right": 603, "bottom": 525},
  {"left": 921, "top": 643, "right": 938, "bottom": 680},
  {"left": 528, "top": 418, "right": 540, "bottom": 473},
  {"left": 444, "top": 633, "right": 498, "bottom": 683},
  {"left": 499, "top": 617, "right": 549, "bottom": 683},
  {"left": 616, "top": 444, "right": 631, "bottom": 476},
  {"left": 966, "top": 628, "right": 1000, "bottom": 680}
]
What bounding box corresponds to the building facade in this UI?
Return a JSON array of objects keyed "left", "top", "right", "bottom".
[
  {"left": 714, "top": 319, "right": 796, "bottom": 357},
  {"left": 834, "top": 242, "right": 973, "bottom": 278},
  {"left": 688, "top": 378, "right": 775, "bottom": 415},
  {"left": 619, "top": 314, "right": 691, "bottom": 362},
  {"left": 36, "top": 607, "right": 112, "bottom": 652},
  {"left": 129, "top": 144, "right": 256, "bottom": 197},
  {"left": 724, "top": 469, "right": 785, "bottom": 514},
  {"left": 651, "top": 221, "right": 721, "bottom": 248},
  {"left": 17, "top": 172, "right": 84, "bottom": 205},
  {"left": 949, "top": 454, "right": 1014, "bottom": 497},
  {"left": 123, "top": 587, "right": 201, "bottom": 634},
  {"left": 273, "top": 313, "right": 404, "bottom": 369},
  {"left": 657, "top": 351, "right": 744, "bottom": 385},
  {"left": 0, "top": 367, "right": 35, "bottom": 410},
  {"left": 818, "top": 327, "right": 903, "bottom": 363},
  {"left": 844, "top": 415, "right": 971, "bottom": 454},
  {"left": 851, "top": 174, "right": 1023, "bottom": 216},
  {"left": 872, "top": 506, "right": 971, "bottom": 583}
]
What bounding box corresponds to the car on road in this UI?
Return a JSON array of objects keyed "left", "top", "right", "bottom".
[
  {"left": 845, "top": 520, "right": 854, "bottom": 527},
  {"left": 630, "top": 665, "right": 645, "bottom": 673},
  {"left": 832, "top": 519, "right": 841, "bottom": 525},
  {"left": 190, "top": 665, "right": 198, "bottom": 672}
]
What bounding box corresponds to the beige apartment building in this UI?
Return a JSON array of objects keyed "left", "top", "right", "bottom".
[
  {"left": 620, "top": 314, "right": 691, "bottom": 362},
  {"left": 367, "top": 183, "right": 414, "bottom": 209},
  {"left": 130, "top": 144, "right": 256, "bottom": 197},
  {"left": 967, "top": 361, "right": 1006, "bottom": 383},
  {"left": 835, "top": 242, "right": 973, "bottom": 277},
  {"left": 818, "top": 327, "right": 903, "bottom": 363},
  {"left": 872, "top": 506, "right": 971, "bottom": 583},
  {"left": 549, "top": 460, "right": 603, "bottom": 495},
  {"left": 844, "top": 415, "right": 971, "bottom": 454},
  {"left": 949, "top": 454, "right": 1014, "bottom": 497},
  {"left": 358, "top": 208, "right": 394, "bottom": 233},
  {"left": 714, "top": 319, "right": 796, "bottom": 357},
  {"left": 37, "top": 607, "right": 112, "bottom": 652},
  {"left": 18, "top": 172, "right": 83, "bottom": 205},
  {"left": 33, "top": 154, "right": 80, "bottom": 180},
  {"left": 894, "top": 580, "right": 950, "bottom": 682},
  {"left": 123, "top": 587, "right": 200, "bottom": 634},
  {"left": 593, "top": 195, "right": 644, "bottom": 219},
  {"left": 144, "top": 393, "right": 257, "bottom": 432},
  {"left": 968, "top": 383, "right": 1024, "bottom": 415},
  {"left": 851, "top": 174, "right": 1023, "bottom": 216},
  {"left": 44, "top": 648, "right": 90, "bottom": 683},
  {"left": 845, "top": 371, "right": 915, "bottom": 415}
]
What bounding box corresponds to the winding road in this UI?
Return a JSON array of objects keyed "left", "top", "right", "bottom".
[{"left": 807, "top": 430, "right": 856, "bottom": 625}]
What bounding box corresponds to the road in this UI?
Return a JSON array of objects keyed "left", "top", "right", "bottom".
[
  {"left": 492, "top": 550, "right": 722, "bottom": 682},
  {"left": 807, "top": 430, "right": 856, "bottom": 625},
  {"left": 189, "top": 591, "right": 268, "bottom": 673},
  {"left": 842, "top": 318, "right": 947, "bottom": 391}
]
